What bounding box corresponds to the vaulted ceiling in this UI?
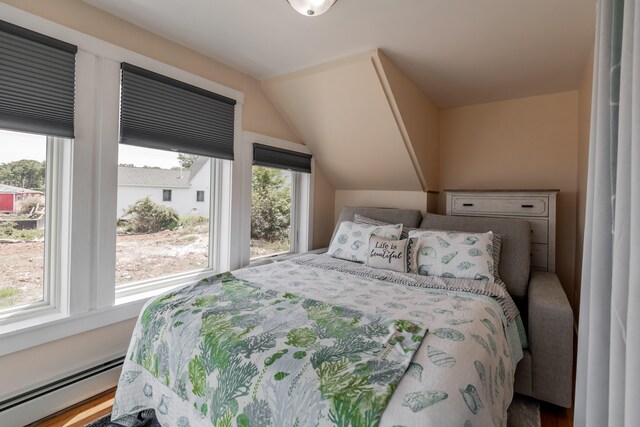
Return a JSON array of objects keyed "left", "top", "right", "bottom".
[{"left": 83, "top": 0, "right": 596, "bottom": 108}]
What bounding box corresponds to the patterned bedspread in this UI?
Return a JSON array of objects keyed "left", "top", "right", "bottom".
[{"left": 112, "top": 255, "right": 522, "bottom": 427}]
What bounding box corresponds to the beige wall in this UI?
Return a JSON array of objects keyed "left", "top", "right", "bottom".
[
  {"left": 261, "top": 50, "right": 440, "bottom": 233},
  {"left": 0, "top": 319, "right": 136, "bottom": 398},
  {"left": 574, "top": 51, "right": 595, "bottom": 321},
  {"left": 2, "top": 0, "right": 300, "bottom": 143},
  {"left": 262, "top": 52, "right": 423, "bottom": 192},
  {"left": 312, "top": 161, "right": 336, "bottom": 249},
  {"left": 439, "top": 91, "right": 580, "bottom": 310},
  {"left": 376, "top": 51, "right": 440, "bottom": 191}
]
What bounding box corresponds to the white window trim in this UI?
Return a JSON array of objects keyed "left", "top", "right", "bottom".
[
  {"left": 242, "top": 131, "right": 314, "bottom": 267},
  {"left": 0, "top": 4, "right": 247, "bottom": 355}
]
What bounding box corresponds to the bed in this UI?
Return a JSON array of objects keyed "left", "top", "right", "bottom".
[{"left": 109, "top": 207, "right": 573, "bottom": 427}]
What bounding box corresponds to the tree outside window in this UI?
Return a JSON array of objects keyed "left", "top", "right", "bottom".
[{"left": 250, "top": 166, "right": 292, "bottom": 258}]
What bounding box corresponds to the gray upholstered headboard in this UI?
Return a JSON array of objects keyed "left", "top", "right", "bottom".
[{"left": 330, "top": 206, "right": 423, "bottom": 243}]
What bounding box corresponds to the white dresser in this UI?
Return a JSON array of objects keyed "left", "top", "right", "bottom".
[{"left": 444, "top": 190, "right": 558, "bottom": 272}]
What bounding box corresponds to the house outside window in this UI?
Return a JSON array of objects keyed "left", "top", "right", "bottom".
[
  {"left": 116, "top": 147, "right": 216, "bottom": 288},
  {"left": 196, "top": 190, "right": 205, "bottom": 202}
]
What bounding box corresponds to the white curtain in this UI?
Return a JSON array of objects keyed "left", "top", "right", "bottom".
[{"left": 575, "top": 0, "right": 640, "bottom": 425}]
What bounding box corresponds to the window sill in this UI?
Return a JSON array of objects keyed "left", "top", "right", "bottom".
[
  {"left": 249, "top": 251, "right": 296, "bottom": 267},
  {"left": 0, "top": 280, "right": 194, "bottom": 358},
  {"left": 115, "top": 269, "right": 216, "bottom": 302},
  {"left": 247, "top": 248, "right": 327, "bottom": 267},
  {"left": 0, "top": 299, "right": 142, "bottom": 357}
]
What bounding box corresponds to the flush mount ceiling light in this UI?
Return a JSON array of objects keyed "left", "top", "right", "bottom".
[{"left": 287, "top": 0, "right": 338, "bottom": 17}]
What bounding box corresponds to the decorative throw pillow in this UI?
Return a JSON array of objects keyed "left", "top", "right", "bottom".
[
  {"left": 366, "top": 235, "right": 411, "bottom": 272},
  {"left": 328, "top": 221, "right": 403, "bottom": 263},
  {"left": 408, "top": 229, "right": 495, "bottom": 282},
  {"left": 353, "top": 213, "right": 415, "bottom": 240}
]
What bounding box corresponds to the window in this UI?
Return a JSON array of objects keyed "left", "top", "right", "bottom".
[
  {"left": 116, "top": 146, "right": 214, "bottom": 287},
  {"left": 250, "top": 166, "right": 294, "bottom": 259},
  {"left": 0, "top": 12, "right": 251, "bottom": 351},
  {"left": 0, "top": 20, "right": 76, "bottom": 320},
  {"left": 250, "top": 143, "right": 312, "bottom": 260},
  {"left": 196, "top": 190, "right": 205, "bottom": 202},
  {"left": 0, "top": 129, "right": 71, "bottom": 317},
  {"left": 0, "top": 130, "right": 47, "bottom": 310},
  {"left": 116, "top": 63, "right": 236, "bottom": 292}
]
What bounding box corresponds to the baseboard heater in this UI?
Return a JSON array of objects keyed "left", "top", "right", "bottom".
[{"left": 0, "top": 355, "right": 125, "bottom": 424}]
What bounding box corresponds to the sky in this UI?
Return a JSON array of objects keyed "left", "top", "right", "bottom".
[
  {"left": 0, "top": 129, "right": 180, "bottom": 169},
  {"left": 0, "top": 129, "right": 46, "bottom": 162}
]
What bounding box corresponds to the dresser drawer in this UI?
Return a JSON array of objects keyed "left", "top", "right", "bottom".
[
  {"left": 529, "top": 219, "right": 548, "bottom": 244},
  {"left": 531, "top": 243, "right": 548, "bottom": 269},
  {"left": 451, "top": 195, "right": 549, "bottom": 217}
]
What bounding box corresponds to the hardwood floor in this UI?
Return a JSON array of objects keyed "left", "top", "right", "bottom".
[
  {"left": 32, "top": 389, "right": 573, "bottom": 426},
  {"left": 541, "top": 402, "right": 574, "bottom": 427},
  {"left": 28, "top": 389, "right": 115, "bottom": 427}
]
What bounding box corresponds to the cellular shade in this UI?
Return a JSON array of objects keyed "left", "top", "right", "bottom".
[
  {"left": 0, "top": 20, "right": 77, "bottom": 138},
  {"left": 253, "top": 143, "right": 312, "bottom": 173},
  {"left": 120, "top": 63, "right": 237, "bottom": 160}
]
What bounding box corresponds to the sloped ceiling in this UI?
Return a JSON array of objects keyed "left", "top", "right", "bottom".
[
  {"left": 84, "top": 0, "right": 595, "bottom": 108},
  {"left": 263, "top": 51, "right": 437, "bottom": 192}
]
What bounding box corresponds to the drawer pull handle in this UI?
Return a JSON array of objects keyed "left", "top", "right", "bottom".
[
  {"left": 463, "top": 203, "right": 474, "bottom": 207},
  {"left": 521, "top": 204, "right": 534, "bottom": 208}
]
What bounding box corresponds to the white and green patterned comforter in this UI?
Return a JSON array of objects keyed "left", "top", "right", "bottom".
[{"left": 112, "top": 254, "right": 522, "bottom": 427}]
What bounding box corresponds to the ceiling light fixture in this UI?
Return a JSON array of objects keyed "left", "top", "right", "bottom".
[{"left": 287, "top": 0, "right": 338, "bottom": 17}]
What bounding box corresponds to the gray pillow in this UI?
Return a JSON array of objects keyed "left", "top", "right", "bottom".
[
  {"left": 354, "top": 213, "right": 415, "bottom": 239},
  {"left": 332, "top": 207, "right": 422, "bottom": 243}
]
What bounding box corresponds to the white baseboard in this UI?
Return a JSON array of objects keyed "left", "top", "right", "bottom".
[{"left": 0, "top": 360, "right": 122, "bottom": 427}]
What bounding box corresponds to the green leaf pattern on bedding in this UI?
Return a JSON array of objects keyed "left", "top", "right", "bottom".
[
  {"left": 114, "top": 273, "right": 426, "bottom": 427},
  {"left": 113, "top": 257, "right": 520, "bottom": 427}
]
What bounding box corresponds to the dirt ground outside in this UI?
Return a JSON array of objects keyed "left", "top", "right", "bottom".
[
  {"left": 1, "top": 228, "right": 290, "bottom": 309},
  {"left": 0, "top": 240, "right": 44, "bottom": 308}
]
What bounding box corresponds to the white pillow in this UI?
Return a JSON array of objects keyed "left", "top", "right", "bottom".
[
  {"left": 329, "top": 221, "right": 403, "bottom": 263},
  {"left": 408, "top": 229, "right": 494, "bottom": 282}
]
